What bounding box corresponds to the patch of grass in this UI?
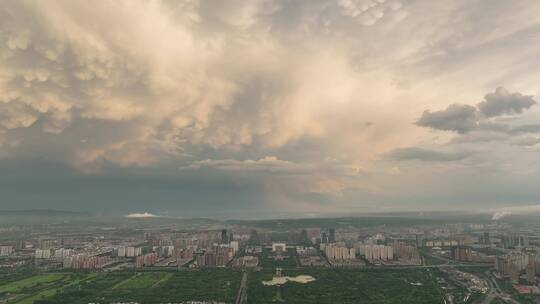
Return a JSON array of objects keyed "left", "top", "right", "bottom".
[
  {"left": 0, "top": 273, "right": 64, "bottom": 293},
  {"left": 34, "top": 270, "right": 242, "bottom": 304},
  {"left": 113, "top": 272, "right": 173, "bottom": 289},
  {"left": 248, "top": 268, "right": 445, "bottom": 304}
]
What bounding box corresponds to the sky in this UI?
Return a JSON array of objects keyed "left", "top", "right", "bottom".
[{"left": 1, "top": 0, "right": 540, "bottom": 218}]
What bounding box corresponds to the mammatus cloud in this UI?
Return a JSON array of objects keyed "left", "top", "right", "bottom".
[
  {"left": 126, "top": 212, "right": 159, "bottom": 218},
  {"left": 1, "top": 1, "right": 540, "bottom": 214}
]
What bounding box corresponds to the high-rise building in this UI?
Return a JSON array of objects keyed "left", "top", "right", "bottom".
[
  {"left": 15, "top": 239, "right": 25, "bottom": 251},
  {"left": 451, "top": 246, "right": 472, "bottom": 262},
  {"left": 248, "top": 230, "right": 260, "bottom": 245},
  {"left": 321, "top": 232, "right": 328, "bottom": 244},
  {"left": 526, "top": 262, "right": 536, "bottom": 284},
  {"left": 221, "top": 229, "right": 228, "bottom": 244},
  {"left": 329, "top": 228, "right": 336, "bottom": 243},
  {"left": 135, "top": 253, "right": 157, "bottom": 268},
  {"left": 416, "top": 235, "right": 424, "bottom": 247},
  {"left": 54, "top": 248, "right": 73, "bottom": 259},
  {"left": 35, "top": 249, "right": 51, "bottom": 259},
  {"left": 391, "top": 241, "right": 420, "bottom": 264},
  {"left": 0, "top": 246, "right": 13, "bottom": 256},
  {"left": 358, "top": 244, "right": 393, "bottom": 261},
  {"left": 520, "top": 235, "right": 530, "bottom": 247},
  {"left": 324, "top": 244, "right": 355, "bottom": 261},
  {"left": 63, "top": 254, "right": 113, "bottom": 269},
  {"left": 230, "top": 241, "right": 239, "bottom": 253}
]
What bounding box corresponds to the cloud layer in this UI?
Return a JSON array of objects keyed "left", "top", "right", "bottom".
[{"left": 1, "top": 0, "right": 540, "bottom": 216}]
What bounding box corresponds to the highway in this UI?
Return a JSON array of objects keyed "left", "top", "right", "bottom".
[
  {"left": 480, "top": 270, "right": 520, "bottom": 304},
  {"left": 235, "top": 271, "right": 248, "bottom": 304},
  {"left": 421, "top": 250, "right": 520, "bottom": 304}
]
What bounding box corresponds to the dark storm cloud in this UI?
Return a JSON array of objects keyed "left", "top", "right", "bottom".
[
  {"left": 511, "top": 124, "right": 540, "bottom": 134},
  {"left": 385, "top": 147, "right": 472, "bottom": 162},
  {"left": 511, "top": 136, "right": 540, "bottom": 147},
  {"left": 416, "top": 87, "right": 537, "bottom": 135},
  {"left": 477, "top": 87, "right": 537, "bottom": 117},
  {"left": 2, "top": 0, "right": 540, "bottom": 216},
  {"left": 416, "top": 104, "right": 478, "bottom": 134}
]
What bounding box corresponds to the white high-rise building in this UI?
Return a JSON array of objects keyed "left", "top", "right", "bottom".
[
  {"left": 365, "top": 245, "right": 373, "bottom": 261},
  {"left": 359, "top": 244, "right": 393, "bottom": 261},
  {"left": 125, "top": 246, "right": 142, "bottom": 257},
  {"left": 35, "top": 249, "right": 51, "bottom": 259},
  {"left": 386, "top": 246, "right": 393, "bottom": 260},
  {"left": 54, "top": 248, "right": 73, "bottom": 259},
  {"left": 325, "top": 244, "right": 355, "bottom": 260},
  {"left": 0, "top": 246, "right": 13, "bottom": 256},
  {"left": 230, "top": 241, "right": 239, "bottom": 253}
]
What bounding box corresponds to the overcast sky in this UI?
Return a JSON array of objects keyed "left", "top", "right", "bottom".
[{"left": 1, "top": 0, "right": 540, "bottom": 217}]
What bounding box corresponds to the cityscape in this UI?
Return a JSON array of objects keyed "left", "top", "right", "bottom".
[
  {"left": 2, "top": 0, "right": 540, "bottom": 303},
  {"left": 1, "top": 211, "right": 540, "bottom": 303}
]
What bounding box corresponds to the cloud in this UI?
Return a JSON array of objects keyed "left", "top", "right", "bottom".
[
  {"left": 511, "top": 124, "right": 540, "bottom": 134},
  {"left": 0, "top": 102, "right": 39, "bottom": 129},
  {"left": 125, "top": 212, "right": 159, "bottom": 218},
  {"left": 416, "top": 104, "right": 478, "bottom": 134},
  {"left": 511, "top": 136, "right": 540, "bottom": 147},
  {"left": 188, "top": 156, "right": 297, "bottom": 172},
  {"left": 336, "top": 0, "right": 404, "bottom": 26},
  {"left": 491, "top": 204, "right": 540, "bottom": 220},
  {"left": 187, "top": 156, "right": 362, "bottom": 177},
  {"left": 492, "top": 211, "right": 512, "bottom": 220},
  {"left": 477, "top": 87, "right": 537, "bottom": 117},
  {"left": 386, "top": 147, "right": 471, "bottom": 162},
  {"left": 1, "top": 1, "right": 540, "bottom": 215},
  {"left": 416, "top": 87, "right": 537, "bottom": 134}
]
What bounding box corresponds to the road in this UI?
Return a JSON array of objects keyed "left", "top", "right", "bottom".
[
  {"left": 235, "top": 271, "right": 248, "bottom": 304},
  {"left": 376, "top": 263, "right": 492, "bottom": 270},
  {"left": 480, "top": 270, "right": 520, "bottom": 304},
  {"left": 421, "top": 251, "right": 519, "bottom": 304}
]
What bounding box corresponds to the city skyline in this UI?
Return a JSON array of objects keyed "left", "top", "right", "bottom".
[{"left": 1, "top": 1, "right": 540, "bottom": 217}]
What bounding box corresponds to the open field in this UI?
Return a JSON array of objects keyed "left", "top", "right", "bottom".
[
  {"left": 0, "top": 268, "right": 494, "bottom": 304},
  {"left": 248, "top": 268, "right": 445, "bottom": 304},
  {"left": 0, "top": 270, "right": 242, "bottom": 304},
  {"left": 0, "top": 274, "right": 65, "bottom": 294},
  {"left": 113, "top": 272, "right": 173, "bottom": 289}
]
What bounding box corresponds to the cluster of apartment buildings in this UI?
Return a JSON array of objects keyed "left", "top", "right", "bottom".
[
  {"left": 495, "top": 252, "right": 540, "bottom": 284},
  {"left": 196, "top": 244, "right": 237, "bottom": 267},
  {"left": 322, "top": 244, "right": 356, "bottom": 260},
  {"left": 63, "top": 254, "right": 113, "bottom": 269},
  {"left": 135, "top": 253, "right": 158, "bottom": 267},
  {"left": 357, "top": 244, "right": 393, "bottom": 261},
  {"left": 117, "top": 246, "right": 143, "bottom": 257},
  {"left": 0, "top": 245, "right": 14, "bottom": 256}
]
